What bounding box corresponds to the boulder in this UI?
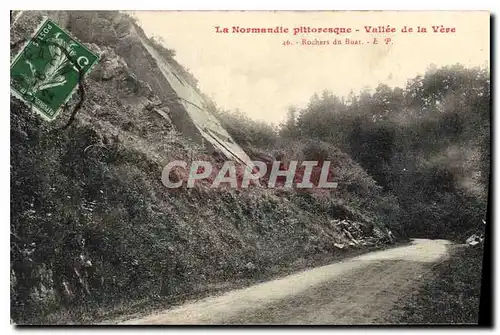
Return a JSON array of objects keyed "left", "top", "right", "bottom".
[{"left": 466, "top": 234, "right": 484, "bottom": 246}]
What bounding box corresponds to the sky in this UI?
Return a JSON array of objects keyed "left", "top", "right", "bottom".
[{"left": 133, "top": 11, "right": 489, "bottom": 124}]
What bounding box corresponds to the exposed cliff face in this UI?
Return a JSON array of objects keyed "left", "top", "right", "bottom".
[
  {"left": 69, "top": 11, "right": 253, "bottom": 166},
  {"left": 10, "top": 11, "right": 392, "bottom": 324}
]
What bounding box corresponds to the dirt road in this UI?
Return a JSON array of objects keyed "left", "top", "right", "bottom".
[{"left": 120, "top": 239, "right": 452, "bottom": 325}]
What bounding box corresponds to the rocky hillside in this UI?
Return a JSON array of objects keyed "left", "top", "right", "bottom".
[{"left": 10, "top": 11, "right": 395, "bottom": 324}]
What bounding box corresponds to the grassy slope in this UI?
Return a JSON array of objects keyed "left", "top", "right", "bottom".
[
  {"left": 11, "top": 11, "right": 397, "bottom": 324},
  {"left": 385, "top": 244, "right": 484, "bottom": 325}
]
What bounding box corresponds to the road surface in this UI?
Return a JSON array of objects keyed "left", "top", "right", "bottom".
[{"left": 120, "top": 239, "right": 452, "bottom": 325}]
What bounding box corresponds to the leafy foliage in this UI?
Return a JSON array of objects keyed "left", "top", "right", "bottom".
[
  {"left": 279, "top": 64, "right": 490, "bottom": 238},
  {"left": 10, "top": 10, "right": 489, "bottom": 324}
]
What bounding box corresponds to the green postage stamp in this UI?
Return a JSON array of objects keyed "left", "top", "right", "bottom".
[{"left": 10, "top": 18, "right": 99, "bottom": 121}]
